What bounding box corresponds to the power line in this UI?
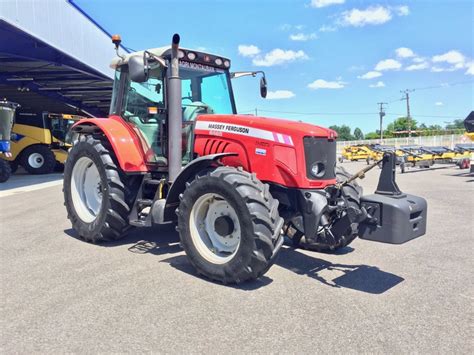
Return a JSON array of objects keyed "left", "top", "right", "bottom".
[
  {"left": 238, "top": 108, "right": 464, "bottom": 120},
  {"left": 248, "top": 109, "right": 378, "bottom": 116},
  {"left": 410, "top": 79, "right": 474, "bottom": 92}
]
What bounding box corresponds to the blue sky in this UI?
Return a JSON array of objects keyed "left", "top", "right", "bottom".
[{"left": 76, "top": 0, "right": 473, "bottom": 133}]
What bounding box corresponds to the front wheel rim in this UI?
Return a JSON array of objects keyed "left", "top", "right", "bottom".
[
  {"left": 70, "top": 156, "right": 103, "bottom": 223},
  {"left": 189, "top": 193, "right": 241, "bottom": 264},
  {"left": 28, "top": 153, "right": 44, "bottom": 168}
]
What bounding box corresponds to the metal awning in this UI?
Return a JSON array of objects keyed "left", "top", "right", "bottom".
[{"left": 0, "top": 19, "right": 113, "bottom": 117}]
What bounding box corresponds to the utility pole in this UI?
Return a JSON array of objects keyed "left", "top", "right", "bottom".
[
  {"left": 377, "top": 102, "right": 387, "bottom": 141},
  {"left": 255, "top": 108, "right": 258, "bottom": 116},
  {"left": 400, "top": 89, "right": 414, "bottom": 137}
]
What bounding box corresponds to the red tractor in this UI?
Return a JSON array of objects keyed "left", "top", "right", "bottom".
[{"left": 64, "top": 35, "right": 427, "bottom": 284}]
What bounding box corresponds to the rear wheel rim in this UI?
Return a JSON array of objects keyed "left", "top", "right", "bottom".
[
  {"left": 28, "top": 153, "right": 44, "bottom": 168},
  {"left": 189, "top": 193, "right": 241, "bottom": 264},
  {"left": 71, "top": 156, "right": 103, "bottom": 223}
]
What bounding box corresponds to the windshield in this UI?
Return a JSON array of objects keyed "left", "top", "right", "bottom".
[
  {"left": 50, "top": 117, "right": 76, "bottom": 142},
  {"left": 180, "top": 62, "right": 235, "bottom": 121}
]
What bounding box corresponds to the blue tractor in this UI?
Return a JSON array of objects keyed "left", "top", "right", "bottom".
[{"left": 0, "top": 99, "right": 20, "bottom": 183}]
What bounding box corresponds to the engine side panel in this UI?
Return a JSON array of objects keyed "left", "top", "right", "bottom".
[{"left": 194, "top": 115, "right": 337, "bottom": 189}]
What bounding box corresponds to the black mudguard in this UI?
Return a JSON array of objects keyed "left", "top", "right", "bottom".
[{"left": 155, "top": 153, "right": 237, "bottom": 223}]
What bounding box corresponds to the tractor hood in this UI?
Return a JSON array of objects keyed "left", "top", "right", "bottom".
[{"left": 196, "top": 114, "right": 337, "bottom": 141}]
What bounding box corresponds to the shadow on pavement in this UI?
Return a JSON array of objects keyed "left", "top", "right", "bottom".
[
  {"left": 443, "top": 171, "right": 473, "bottom": 181},
  {"left": 160, "top": 254, "right": 273, "bottom": 291},
  {"left": 276, "top": 246, "right": 404, "bottom": 294},
  {"left": 64, "top": 223, "right": 182, "bottom": 256},
  {"left": 402, "top": 165, "right": 452, "bottom": 174},
  {"left": 65, "top": 227, "right": 403, "bottom": 293}
]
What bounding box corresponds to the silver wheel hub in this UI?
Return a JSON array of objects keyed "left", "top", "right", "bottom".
[
  {"left": 70, "top": 157, "right": 103, "bottom": 223},
  {"left": 28, "top": 153, "right": 44, "bottom": 168},
  {"left": 190, "top": 193, "right": 241, "bottom": 264}
]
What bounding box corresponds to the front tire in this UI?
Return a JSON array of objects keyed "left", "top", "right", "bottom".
[
  {"left": 63, "top": 135, "right": 130, "bottom": 243},
  {"left": 289, "top": 166, "right": 362, "bottom": 253},
  {"left": 177, "top": 166, "right": 284, "bottom": 284},
  {"left": 20, "top": 145, "right": 56, "bottom": 174}
]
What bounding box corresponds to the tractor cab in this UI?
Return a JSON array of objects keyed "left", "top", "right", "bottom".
[{"left": 109, "top": 46, "right": 240, "bottom": 168}]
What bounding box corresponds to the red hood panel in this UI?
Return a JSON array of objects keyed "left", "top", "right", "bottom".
[{"left": 197, "top": 114, "right": 335, "bottom": 138}]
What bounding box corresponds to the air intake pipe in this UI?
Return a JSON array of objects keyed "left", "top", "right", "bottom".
[{"left": 168, "top": 34, "right": 182, "bottom": 182}]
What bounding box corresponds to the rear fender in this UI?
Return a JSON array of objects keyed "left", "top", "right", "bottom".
[{"left": 71, "top": 116, "right": 147, "bottom": 172}]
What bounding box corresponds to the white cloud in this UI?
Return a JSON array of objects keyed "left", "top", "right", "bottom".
[
  {"left": 435, "top": 102, "right": 444, "bottom": 106},
  {"left": 289, "top": 32, "right": 318, "bottom": 41},
  {"left": 338, "top": 5, "right": 409, "bottom": 27},
  {"left": 295, "top": 24, "right": 305, "bottom": 30},
  {"left": 369, "top": 81, "right": 385, "bottom": 88},
  {"left": 266, "top": 90, "right": 296, "bottom": 100},
  {"left": 466, "top": 62, "right": 474, "bottom": 75},
  {"left": 308, "top": 79, "right": 346, "bottom": 90},
  {"left": 431, "top": 66, "right": 449, "bottom": 72},
  {"left": 412, "top": 56, "right": 426, "bottom": 63},
  {"left": 252, "top": 49, "right": 308, "bottom": 67},
  {"left": 319, "top": 25, "right": 337, "bottom": 32},
  {"left": 396, "top": 47, "right": 415, "bottom": 58},
  {"left": 430, "top": 51, "right": 473, "bottom": 74},
  {"left": 432, "top": 50, "right": 465, "bottom": 65},
  {"left": 310, "top": 0, "right": 345, "bottom": 8},
  {"left": 339, "top": 6, "right": 392, "bottom": 27},
  {"left": 358, "top": 71, "right": 382, "bottom": 79},
  {"left": 375, "top": 59, "right": 402, "bottom": 71},
  {"left": 238, "top": 45, "right": 260, "bottom": 57},
  {"left": 405, "top": 62, "right": 429, "bottom": 71},
  {"left": 396, "top": 5, "right": 410, "bottom": 16}
]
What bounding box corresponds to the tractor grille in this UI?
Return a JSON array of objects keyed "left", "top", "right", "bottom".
[{"left": 303, "top": 137, "right": 336, "bottom": 180}]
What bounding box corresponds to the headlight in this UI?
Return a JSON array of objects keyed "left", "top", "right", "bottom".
[{"left": 311, "top": 162, "right": 325, "bottom": 178}]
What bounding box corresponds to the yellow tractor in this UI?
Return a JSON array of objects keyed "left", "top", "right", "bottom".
[{"left": 5, "top": 112, "right": 85, "bottom": 174}]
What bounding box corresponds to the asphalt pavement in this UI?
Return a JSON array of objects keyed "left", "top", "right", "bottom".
[{"left": 0, "top": 163, "right": 473, "bottom": 353}]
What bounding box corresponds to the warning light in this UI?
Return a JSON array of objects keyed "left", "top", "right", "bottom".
[
  {"left": 112, "top": 34, "right": 122, "bottom": 49},
  {"left": 148, "top": 107, "right": 158, "bottom": 115}
]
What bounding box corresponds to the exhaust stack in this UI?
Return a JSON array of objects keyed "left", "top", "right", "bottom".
[{"left": 168, "top": 34, "right": 182, "bottom": 182}]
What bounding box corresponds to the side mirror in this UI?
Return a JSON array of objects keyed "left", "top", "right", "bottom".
[
  {"left": 129, "top": 55, "right": 148, "bottom": 83},
  {"left": 260, "top": 76, "right": 267, "bottom": 98}
]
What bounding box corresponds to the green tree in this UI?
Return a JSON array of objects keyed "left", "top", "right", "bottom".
[
  {"left": 445, "top": 119, "right": 464, "bottom": 129},
  {"left": 365, "top": 132, "right": 380, "bottom": 139},
  {"left": 329, "top": 124, "right": 354, "bottom": 141},
  {"left": 386, "top": 117, "right": 418, "bottom": 136},
  {"left": 353, "top": 127, "right": 364, "bottom": 140}
]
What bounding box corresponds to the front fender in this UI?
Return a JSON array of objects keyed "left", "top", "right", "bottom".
[
  {"left": 160, "top": 153, "right": 237, "bottom": 222},
  {"left": 72, "top": 115, "right": 147, "bottom": 172}
]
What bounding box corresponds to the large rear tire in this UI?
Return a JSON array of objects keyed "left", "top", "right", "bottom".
[
  {"left": 63, "top": 135, "right": 130, "bottom": 243},
  {"left": 177, "top": 166, "right": 284, "bottom": 284},
  {"left": 20, "top": 144, "right": 56, "bottom": 174}
]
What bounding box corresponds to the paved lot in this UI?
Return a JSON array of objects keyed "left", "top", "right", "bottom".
[{"left": 1, "top": 163, "right": 473, "bottom": 353}]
